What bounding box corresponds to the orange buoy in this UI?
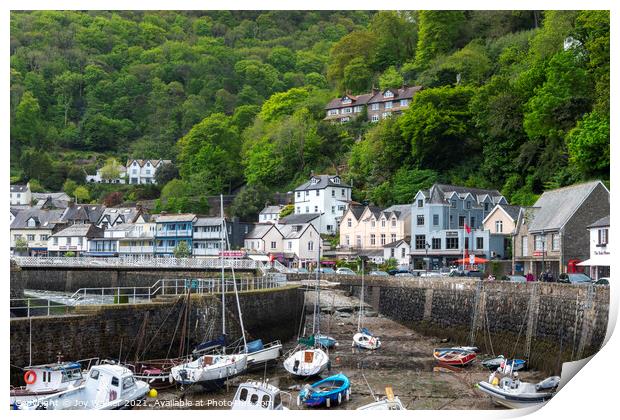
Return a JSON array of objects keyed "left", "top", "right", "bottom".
[{"left": 24, "top": 370, "right": 37, "bottom": 385}]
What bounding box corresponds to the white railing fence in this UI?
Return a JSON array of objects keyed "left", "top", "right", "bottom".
[{"left": 12, "top": 256, "right": 261, "bottom": 270}]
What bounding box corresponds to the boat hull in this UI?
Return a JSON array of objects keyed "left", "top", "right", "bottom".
[
  {"left": 283, "top": 348, "right": 329, "bottom": 377},
  {"left": 433, "top": 348, "right": 477, "bottom": 366},
  {"left": 476, "top": 381, "right": 554, "bottom": 409},
  {"left": 171, "top": 354, "right": 247, "bottom": 389},
  {"left": 298, "top": 374, "right": 350, "bottom": 408},
  {"left": 246, "top": 342, "right": 282, "bottom": 371},
  {"left": 352, "top": 332, "right": 381, "bottom": 350}
]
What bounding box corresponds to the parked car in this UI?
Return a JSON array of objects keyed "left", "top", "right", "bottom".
[
  {"left": 394, "top": 272, "right": 415, "bottom": 277},
  {"left": 594, "top": 277, "right": 609, "bottom": 285},
  {"left": 292, "top": 267, "right": 309, "bottom": 274},
  {"left": 336, "top": 267, "right": 356, "bottom": 276},
  {"left": 507, "top": 275, "right": 527, "bottom": 283},
  {"left": 369, "top": 270, "right": 389, "bottom": 276},
  {"left": 388, "top": 269, "right": 412, "bottom": 276},
  {"left": 557, "top": 273, "right": 593, "bottom": 284},
  {"left": 313, "top": 267, "right": 336, "bottom": 275},
  {"left": 465, "top": 270, "right": 484, "bottom": 278},
  {"left": 420, "top": 271, "right": 441, "bottom": 277}
]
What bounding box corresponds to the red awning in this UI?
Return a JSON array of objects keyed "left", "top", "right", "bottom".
[{"left": 455, "top": 256, "right": 489, "bottom": 264}]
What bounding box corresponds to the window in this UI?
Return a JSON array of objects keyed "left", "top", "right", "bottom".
[
  {"left": 354, "top": 106, "right": 363, "bottom": 113},
  {"left": 111, "top": 377, "right": 119, "bottom": 387},
  {"left": 417, "top": 199, "right": 423, "bottom": 208},
  {"left": 288, "top": 241, "right": 292, "bottom": 249},
  {"left": 451, "top": 200, "right": 457, "bottom": 209},
  {"left": 381, "top": 218, "right": 386, "bottom": 227},
  {"left": 27, "top": 234, "right": 35, "bottom": 241},
  {"left": 296, "top": 207, "right": 300, "bottom": 214},
  {"left": 331, "top": 190, "right": 335, "bottom": 197},
  {"left": 345, "top": 235, "right": 350, "bottom": 246},
  {"left": 433, "top": 214, "right": 439, "bottom": 226},
  {"left": 342, "top": 97, "right": 352, "bottom": 104},
  {"left": 432, "top": 238, "right": 441, "bottom": 249},
  {"left": 552, "top": 234, "right": 560, "bottom": 250},
  {"left": 495, "top": 220, "right": 503, "bottom": 233},
  {"left": 415, "top": 235, "right": 426, "bottom": 250},
  {"left": 370, "top": 234, "right": 376, "bottom": 246},
  {"left": 344, "top": 107, "right": 352, "bottom": 113},
  {"left": 385, "top": 101, "right": 393, "bottom": 109},
  {"left": 401, "top": 248, "right": 406, "bottom": 258},
  {"left": 371, "top": 103, "right": 379, "bottom": 111},
  {"left": 250, "top": 394, "right": 259, "bottom": 405},
  {"left": 391, "top": 234, "right": 396, "bottom": 243},
  {"left": 400, "top": 99, "right": 409, "bottom": 107},
  {"left": 52, "top": 237, "right": 58, "bottom": 245},
  {"left": 239, "top": 388, "right": 248, "bottom": 401},
  {"left": 347, "top": 218, "right": 352, "bottom": 227},
  {"left": 66, "top": 237, "right": 72, "bottom": 246},
  {"left": 27, "top": 219, "right": 36, "bottom": 227},
  {"left": 356, "top": 235, "right": 361, "bottom": 247},
  {"left": 382, "top": 112, "right": 391, "bottom": 119},
  {"left": 391, "top": 218, "right": 396, "bottom": 227},
  {"left": 417, "top": 215, "right": 424, "bottom": 226},
  {"left": 521, "top": 236, "right": 528, "bottom": 256},
  {"left": 476, "top": 237, "right": 484, "bottom": 250},
  {"left": 466, "top": 201, "right": 471, "bottom": 209},
  {"left": 261, "top": 394, "right": 270, "bottom": 408},
  {"left": 391, "top": 248, "right": 395, "bottom": 258},
  {"left": 340, "top": 116, "right": 350, "bottom": 123},
  {"left": 470, "top": 217, "right": 475, "bottom": 228},
  {"left": 308, "top": 241, "right": 314, "bottom": 251},
  {"left": 371, "top": 219, "right": 375, "bottom": 228},
  {"left": 314, "top": 206, "right": 318, "bottom": 212},
  {"left": 381, "top": 234, "right": 386, "bottom": 245},
  {"left": 305, "top": 191, "right": 309, "bottom": 196},
  {"left": 90, "top": 370, "right": 100, "bottom": 380},
  {"left": 270, "top": 241, "right": 277, "bottom": 249},
  {"left": 40, "top": 235, "right": 48, "bottom": 241},
  {"left": 316, "top": 190, "right": 320, "bottom": 196},
  {"left": 383, "top": 90, "right": 394, "bottom": 98},
  {"left": 371, "top": 115, "right": 379, "bottom": 122},
  {"left": 341, "top": 189, "right": 345, "bottom": 196},
  {"left": 297, "top": 192, "right": 300, "bottom": 198},
  {"left": 458, "top": 216, "right": 465, "bottom": 228},
  {"left": 145, "top": 170, "right": 151, "bottom": 175},
  {"left": 484, "top": 203, "right": 489, "bottom": 212},
  {"left": 328, "top": 109, "right": 338, "bottom": 116},
  {"left": 446, "top": 237, "right": 459, "bottom": 249},
  {"left": 534, "top": 235, "right": 544, "bottom": 251},
  {"left": 598, "top": 229, "right": 608, "bottom": 246},
  {"left": 305, "top": 206, "right": 309, "bottom": 213}
]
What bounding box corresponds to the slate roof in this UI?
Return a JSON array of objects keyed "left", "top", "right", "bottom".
[
  {"left": 98, "top": 207, "right": 141, "bottom": 225},
  {"left": 588, "top": 215, "right": 610, "bottom": 229},
  {"left": 529, "top": 181, "right": 606, "bottom": 232},
  {"left": 51, "top": 224, "right": 104, "bottom": 238},
  {"left": 10, "top": 184, "right": 29, "bottom": 193},
  {"left": 367, "top": 86, "right": 423, "bottom": 104},
  {"left": 126, "top": 159, "right": 172, "bottom": 168},
  {"left": 245, "top": 224, "right": 279, "bottom": 239},
  {"left": 498, "top": 204, "right": 522, "bottom": 221},
  {"left": 60, "top": 204, "right": 106, "bottom": 224},
  {"left": 11, "top": 209, "right": 64, "bottom": 229},
  {"left": 325, "top": 93, "right": 373, "bottom": 110},
  {"left": 260, "top": 205, "right": 282, "bottom": 215},
  {"left": 294, "top": 175, "right": 351, "bottom": 191},
  {"left": 154, "top": 213, "right": 196, "bottom": 223},
  {"left": 278, "top": 223, "right": 315, "bottom": 239},
  {"left": 383, "top": 204, "right": 412, "bottom": 219},
  {"left": 347, "top": 204, "right": 366, "bottom": 220},
  {"left": 426, "top": 184, "right": 505, "bottom": 206},
  {"left": 360, "top": 206, "right": 383, "bottom": 221},
  {"left": 194, "top": 217, "right": 222, "bottom": 227},
  {"left": 279, "top": 213, "right": 321, "bottom": 224},
  {"left": 384, "top": 236, "right": 411, "bottom": 248}
]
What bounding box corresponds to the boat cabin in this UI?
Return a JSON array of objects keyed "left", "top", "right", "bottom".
[
  {"left": 83, "top": 365, "right": 139, "bottom": 407},
  {"left": 22, "top": 362, "right": 83, "bottom": 393},
  {"left": 231, "top": 381, "right": 286, "bottom": 410}
]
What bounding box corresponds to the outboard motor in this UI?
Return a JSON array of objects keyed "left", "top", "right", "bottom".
[{"left": 179, "top": 369, "right": 189, "bottom": 381}]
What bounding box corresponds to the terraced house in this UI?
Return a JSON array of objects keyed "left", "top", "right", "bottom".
[{"left": 324, "top": 85, "right": 422, "bottom": 123}]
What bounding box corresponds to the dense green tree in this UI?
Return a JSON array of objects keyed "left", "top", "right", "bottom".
[
  {"left": 379, "top": 66, "right": 404, "bottom": 90},
  {"left": 566, "top": 111, "right": 609, "bottom": 178},
  {"left": 415, "top": 11, "right": 466, "bottom": 66},
  {"left": 154, "top": 162, "right": 179, "bottom": 186},
  {"left": 12, "top": 92, "right": 47, "bottom": 151},
  {"left": 229, "top": 184, "right": 272, "bottom": 221},
  {"left": 73, "top": 185, "right": 90, "bottom": 202}
]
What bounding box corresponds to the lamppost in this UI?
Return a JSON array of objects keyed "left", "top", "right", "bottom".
[
  {"left": 541, "top": 232, "right": 546, "bottom": 281},
  {"left": 425, "top": 242, "right": 431, "bottom": 275}
]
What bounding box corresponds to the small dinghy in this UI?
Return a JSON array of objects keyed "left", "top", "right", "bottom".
[
  {"left": 231, "top": 380, "right": 291, "bottom": 410},
  {"left": 283, "top": 347, "right": 330, "bottom": 377},
  {"left": 476, "top": 374, "right": 560, "bottom": 409},
  {"left": 356, "top": 387, "right": 406, "bottom": 410},
  {"left": 353, "top": 328, "right": 381, "bottom": 350},
  {"left": 16, "top": 364, "right": 149, "bottom": 410},
  {"left": 482, "top": 356, "right": 526, "bottom": 372},
  {"left": 433, "top": 347, "right": 477, "bottom": 366},
  {"left": 297, "top": 373, "right": 351, "bottom": 408},
  {"left": 315, "top": 335, "right": 338, "bottom": 349},
  {"left": 127, "top": 358, "right": 185, "bottom": 390},
  {"left": 245, "top": 339, "right": 283, "bottom": 370}
]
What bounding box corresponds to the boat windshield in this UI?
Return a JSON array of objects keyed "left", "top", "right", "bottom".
[
  {"left": 273, "top": 392, "right": 281, "bottom": 408},
  {"left": 261, "top": 394, "right": 270, "bottom": 408},
  {"left": 62, "top": 368, "right": 82, "bottom": 382},
  {"left": 89, "top": 370, "right": 100, "bottom": 380},
  {"left": 122, "top": 376, "right": 135, "bottom": 390},
  {"left": 238, "top": 388, "right": 248, "bottom": 401}
]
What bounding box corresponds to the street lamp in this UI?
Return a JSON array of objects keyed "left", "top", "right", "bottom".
[{"left": 425, "top": 242, "right": 431, "bottom": 275}]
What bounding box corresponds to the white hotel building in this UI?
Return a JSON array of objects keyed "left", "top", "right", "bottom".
[{"left": 293, "top": 174, "right": 352, "bottom": 234}]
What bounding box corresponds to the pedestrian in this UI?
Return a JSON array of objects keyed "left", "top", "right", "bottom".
[{"left": 526, "top": 272, "right": 534, "bottom": 282}]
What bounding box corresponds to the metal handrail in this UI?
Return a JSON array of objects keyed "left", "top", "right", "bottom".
[{"left": 11, "top": 256, "right": 262, "bottom": 270}]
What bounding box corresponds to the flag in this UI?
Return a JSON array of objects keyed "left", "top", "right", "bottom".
[{"left": 464, "top": 223, "right": 471, "bottom": 234}]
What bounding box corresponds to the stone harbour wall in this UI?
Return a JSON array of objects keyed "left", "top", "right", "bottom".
[
  {"left": 288, "top": 274, "right": 610, "bottom": 374},
  {"left": 10, "top": 285, "right": 303, "bottom": 383}
]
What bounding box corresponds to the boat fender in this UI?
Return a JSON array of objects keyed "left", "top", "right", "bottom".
[
  {"left": 337, "top": 392, "right": 342, "bottom": 405},
  {"left": 297, "top": 395, "right": 302, "bottom": 406},
  {"left": 24, "top": 370, "right": 37, "bottom": 385},
  {"left": 326, "top": 396, "right": 331, "bottom": 408},
  {"left": 109, "top": 390, "right": 117, "bottom": 401},
  {"left": 346, "top": 388, "right": 350, "bottom": 401}
]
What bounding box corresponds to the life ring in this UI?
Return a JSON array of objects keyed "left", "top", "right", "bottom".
[{"left": 24, "top": 370, "right": 37, "bottom": 385}]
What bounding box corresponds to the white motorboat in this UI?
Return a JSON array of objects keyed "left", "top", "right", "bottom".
[
  {"left": 10, "top": 360, "right": 86, "bottom": 406},
  {"left": 170, "top": 196, "right": 249, "bottom": 390},
  {"left": 476, "top": 375, "right": 560, "bottom": 409},
  {"left": 246, "top": 340, "right": 283, "bottom": 370},
  {"left": 357, "top": 396, "right": 406, "bottom": 410},
  {"left": 16, "top": 364, "right": 149, "bottom": 410},
  {"left": 283, "top": 347, "right": 329, "bottom": 377},
  {"left": 231, "top": 380, "right": 291, "bottom": 410},
  {"left": 352, "top": 259, "right": 381, "bottom": 350},
  {"left": 171, "top": 353, "right": 248, "bottom": 390}
]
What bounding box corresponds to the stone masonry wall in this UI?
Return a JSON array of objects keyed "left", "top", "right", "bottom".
[{"left": 10, "top": 285, "right": 303, "bottom": 383}]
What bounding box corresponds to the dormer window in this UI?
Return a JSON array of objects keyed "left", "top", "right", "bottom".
[
  {"left": 27, "top": 218, "right": 36, "bottom": 227},
  {"left": 331, "top": 177, "right": 340, "bottom": 184},
  {"left": 311, "top": 177, "right": 318, "bottom": 185},
  {"left": 342, "top": 97, "right": 352, "bottom": 104},
  {"left": 466, "top": 201, "right": 471, "bottom": 209},
  {"left": 383, "top": 90, "right": 394, "bottom": 98}
]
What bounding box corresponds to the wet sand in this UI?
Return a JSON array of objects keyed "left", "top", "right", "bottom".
[{"left": 137, "top": 289, "right": 548, "bottom": 410}]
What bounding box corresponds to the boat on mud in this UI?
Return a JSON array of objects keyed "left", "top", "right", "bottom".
[
  {"left": 231, "top": 380, "right": 291, "bottom": 410},
  {"left": 356, "top": 387, "right": 406, "bottom": 410},
  {"left": 352, "top": 259, "right": 381, "bottom": 350},
  {"left": 433, "top": 347, "right": 477, "bottom": 366},
  {"left": 476, "top": 375, "right": 560, "bottom": 409},
  {"left": 297, "top": 373, "right": 351, "bottom": 408},
  {"left": 481, "top": 356, "right": 527, "bottom": 372}
]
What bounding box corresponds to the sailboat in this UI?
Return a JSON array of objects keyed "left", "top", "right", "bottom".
[
  {"left": 353, "top": 258, "right": 381, "bottom": 350},
  {"left": 283, "top": 226, "right": 330, "bottom": 377},
  {"left": 170, "top": 196, "right": 248, "bottom": 390}
]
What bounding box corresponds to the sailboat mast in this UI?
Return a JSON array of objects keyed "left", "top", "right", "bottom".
[
  {"left": 221, "top": 194, "right": 226, "bottom": 338},
  {"left": 316, "top": 215, "right": 321, "bottom": 336},
  {"left": 358, "top": 258, "right": 364, "bottom": 331},
  {"left": 224, "top": 215, "right": 247, "bottom": 351}
]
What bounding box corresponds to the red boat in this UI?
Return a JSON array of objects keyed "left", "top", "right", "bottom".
[{"left": 433, "top": 347, "right": 477, "bottom": 366}]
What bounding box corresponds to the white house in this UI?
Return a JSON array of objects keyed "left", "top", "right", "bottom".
[
  {"left": 293, "top": 174, "right": 352, "bottom": 234},
  {"left": 48, "top": 224, "right": 104, "bottom": 256},
  {"left": 10, "top": 183, "right": 31, "bottom": 205},
  {"left": 10, "top": 208, "right": 65, "bottom": 256},
  {"left": 383, "top": 237, "right": 411, "bottom": 269},
  {"left": 96, "top": 207, "right": 143, "bottom": 229},
  {"left": 578, "top": 215, "right": 610, "bottom": 280},
  {"left": 86, "top": 163, "right": 127, "bottom": 184},
  {"left": 278, "top": 223, "right": 321, "bottom": 267},
  {"left": 244, "top": 224, "right": 284, "bottom": 254},
  {"left": 259, "top": 205, "right": 283, "bottom": 223},
  {"left": 126, "top": 159, "right": 172, "bottom": 185},
  {"left": 192, "top": 217, "right": 225, "bottom": 257}
]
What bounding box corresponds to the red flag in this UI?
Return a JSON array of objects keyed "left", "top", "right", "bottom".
[{"left": 464, "top": 223, "right": 471, "bottom": 234}]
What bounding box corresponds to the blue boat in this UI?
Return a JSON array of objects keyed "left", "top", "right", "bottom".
[
  {"left": 482, "top": 356, "right": 527, "bottom": 371},
  {"left": 316, "top": 334, "right": 338, "bottom": 349},
  {"left": 298, "top": 373, "right": 351, "bottom": 408}
]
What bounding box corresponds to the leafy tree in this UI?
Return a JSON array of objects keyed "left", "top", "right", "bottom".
[
  {"left": 12, "top": 91, "right": 46, "bottom": 151},
  {"left": 14, "top": 237, "right": 29, "bottom": 254},
  {"left": 229, "top": 184, "right": 272, "bottom": 221},
  {"left": 27, "top": 179, "right": 45, "bottom": 193},
  {"left": 566, "top": 111, "right": 609, "bottom": 178},
  {"left": 173, "top": 240, "right": 191, "bottom": 258},
  {"left": 369, "top": 11, "right": 418, "bottom": 69},
  {"left": 379, "top": 66, "right": 404, "bottom": 89},
  {"left": 100, "top": 158, "right": 122, "bottom": 181},
  {"left": 154, "top": 162, "right": 179, "bottom": 186},
  {"left": 19, "top": 148, "right": 52, "bottom": 183},
  {"left": 103, "top": 191, "right": 124, "bottom": 207},
  {"left": 327, "top": 30, "right": 377, "bottom": 90},
  {"left": 343, "top": 57, "right": 373, "bottom": 93},
  {"left": 279, "top": 204, "right": 294, "bottom": 218},
  {"left": 73, "top": 185, "right": 90, "bottom": 203},
  {"left": 415, "top": 11, "right": 466, "bottom": 66},
  {"left": 258, "top": 87, "right": 310, "bottom": 122},
  {"left": 267, "top": 46, "right": 296, "bottom": 73}
]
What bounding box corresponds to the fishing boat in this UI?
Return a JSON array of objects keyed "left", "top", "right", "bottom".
[
  {"left": 433, "top": 347, "right": 477, "bottom": 366},
  {"left": 283, "top": 230, "right": 331, "bottom": 377},
  {"left": 170, "top": 195, "right": 249, "bottom": 390},
  {"left": 476, "top": 375, "right": 560, "bottom": 409},
  {"left": 482, "top": 356, "right": 527, "bottom": 372},
  {"left": 297, "top": 373, "right": 351, "bottom": 408},
  {"left": 245, "top": 339, "right": 283, "bottom": 370},
  {"left": 357, "top": 387, "right": 406, "bottom": 410},
  {"left": 15, "top": 364, "right": 149, "bottom": 410},
  {"left": 10, "top": 359, "right": 89, "bottom": 406},
  {"left": 231, "top": 380, "right": 291, "bottom": 410},
  {"left": 353, "top": 258, "right": 381, "bottom": 350}
]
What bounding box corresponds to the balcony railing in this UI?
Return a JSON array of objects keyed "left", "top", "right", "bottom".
[{"left": 155, "top": 230, "right": 193, "bottom": 237}]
